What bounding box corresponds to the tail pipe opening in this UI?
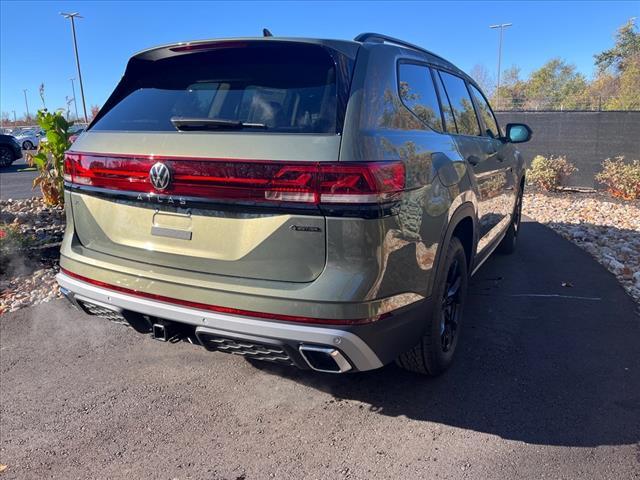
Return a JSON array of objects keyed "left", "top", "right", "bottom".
[{"left": 298, "top": 345, "right": 352, "bottom": 373}]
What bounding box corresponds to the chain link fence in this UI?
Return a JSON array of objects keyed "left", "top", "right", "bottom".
[{"left": 493, "top": 96, "right": 625, "bottom": 112}]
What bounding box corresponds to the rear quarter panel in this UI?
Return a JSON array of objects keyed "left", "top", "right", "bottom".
[{"left": 339, "top": 44, "right": 473, "bottom": 299}]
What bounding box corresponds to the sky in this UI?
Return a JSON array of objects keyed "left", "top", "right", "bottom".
[{"left": 1, "top": 0, "right": 638, "bottom": 120}]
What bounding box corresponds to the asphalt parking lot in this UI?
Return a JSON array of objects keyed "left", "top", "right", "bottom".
[
  {"left": 0, "top": 155, "right": 40, "bottom": 200},
  {"left": 1, "top": 219, "right": 639, "bottom": 479}
]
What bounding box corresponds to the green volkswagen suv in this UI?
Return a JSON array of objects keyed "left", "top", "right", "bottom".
[{"left": 57, "top": 33, "right": 531, "bottom": 375}]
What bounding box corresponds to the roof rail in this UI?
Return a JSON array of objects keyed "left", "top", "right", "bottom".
[{"left": 354, "top": 32, "right": 448, "bottom": 64}]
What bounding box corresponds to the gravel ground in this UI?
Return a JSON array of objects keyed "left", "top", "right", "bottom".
[
  {"left": 523, "top": 191, "right": 640, "bottom": 303},
  {"left": 0, "top": 198, "right": 64, "bottom": 314}
]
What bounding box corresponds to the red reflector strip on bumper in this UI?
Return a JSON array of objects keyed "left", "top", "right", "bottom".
[{"left": 60, "top": 268, "right": 379, "bottom": 325}]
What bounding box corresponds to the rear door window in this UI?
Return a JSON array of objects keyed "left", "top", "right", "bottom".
[
  {"left": 438, "top": 71, "right": 481, "bottom": 136},
  {"left": 432, "top": 70, "right": 456, "bottom": 133},
  {"left": 397, "top": 63, "right": 444, "bottom": 132},
  {"left": 92, "top": 43, "right": 339, "bottom": 134}
]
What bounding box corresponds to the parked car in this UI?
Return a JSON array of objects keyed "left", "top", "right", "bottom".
[
  {"left": 0, "top": 134, "right": 23, "bottom": 167},
  {"left": 57, "top": 34, "right": 531, "bottom": 375},
  {"left": 69, "top": 127, "right": 85, "bottom": 144},
  {"left": 14, "top": 129, "right": 43, "bottom": 150}
]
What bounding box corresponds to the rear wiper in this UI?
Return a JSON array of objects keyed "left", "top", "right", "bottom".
[{"left": 170, "top": 117, "right": 267, "bottom": 131}]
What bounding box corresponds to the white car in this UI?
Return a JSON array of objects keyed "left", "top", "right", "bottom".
[{"left": 14, "top": 129, "right": 44, "bottom": 150}]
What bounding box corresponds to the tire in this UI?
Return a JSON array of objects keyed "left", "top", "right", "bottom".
[
  {"left": 0, "top": 146, "right": 14, "bottom": 167},
  {"left": 22, "top": 140, "right": 34, "bottom": 150},
  {"left": 397, "top": 237, "right": 468, "bottom": 376},
  {"left": 496, "top": 187, "right": 524, "bottom": 255}
]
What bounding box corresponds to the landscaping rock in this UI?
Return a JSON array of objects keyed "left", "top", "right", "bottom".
[{"left": 1, "top": 197, "right": 65, "bottom": 314}]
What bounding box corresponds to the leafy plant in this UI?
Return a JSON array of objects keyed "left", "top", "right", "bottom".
[
  {"left": 27, "top": 110, "right": 73, "bottom": 206},
  {"left": 527, "top": 155, "right": 577, "bottom": 191},
  {"left": 595, "top": 156, "right": 640, "bottom": 200}
]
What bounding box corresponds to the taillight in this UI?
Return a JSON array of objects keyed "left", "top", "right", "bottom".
[
  {"left": 318, "top": 162, "right": 405, "bottom": 204},
  {"left": 64, "top": 152, "right": 406, "bottom": 206}
]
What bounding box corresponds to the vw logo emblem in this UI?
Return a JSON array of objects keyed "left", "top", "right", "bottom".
[{"left": 149, "top": 162, "right": 171, "bottom": 191}]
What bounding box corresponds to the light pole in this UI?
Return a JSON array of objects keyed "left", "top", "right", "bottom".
[
  {"left": 61, "top": 12, "right": 88, "bottom": 123},
  {"left": 23, "top": 89, "right": 30, "bottom": 122},
  {"left": 12, "top": 111, "right": 17, "bottom": 125},
  {"left": 70, "top": 77, "right": 79, "bottom": 121},
  {"left": 489, "top": 23, "right": 512, "bottom": 107}
]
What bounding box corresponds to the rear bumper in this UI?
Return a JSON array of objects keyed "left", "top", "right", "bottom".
[
  {"left": 57, "top": 271, "right": 431, "bottom": 372},
  {"left": 57, "top": 272, "right": 385, "bottom": 371}
]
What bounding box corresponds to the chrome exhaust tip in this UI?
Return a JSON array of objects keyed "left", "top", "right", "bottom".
[
  {"left": 152, "top": 323, "right": 168, "bottom": 342},
  {"left": 298, "top": 345, "right": 352, "bottom": 373},
  {"left": 59, "top": 286, "right": 81, "bottom": 310}
]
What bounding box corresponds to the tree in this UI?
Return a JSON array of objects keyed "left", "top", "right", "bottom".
[
  {"left": 524, "top": 58, "right": 588, "bottom": 109},
  {"left": 587, "top": 71, "right": 619, "bottom": 109},
  {"left": 592, "top": 17, "right": 640, "bottom": 110},
  {"left": 594, "top": 17, "right": 640, "bottom": 74},
  {"left": 89, "top": 105, "right": 100, "bottom": 121},
  {"left": 605, "top": 55, "right": 640, "bottom": 109},
  {"left": 469, "top": 64, "right": 494, "bottom": 97},
  {"left": 492, "top": 18, "right": 639, "bottom": 111},
  {"left": 493, "top": 65, "right": 528, "bottom": 109},
  {"left": 39, "top": 83, "right": 46, "bottom": 109}
]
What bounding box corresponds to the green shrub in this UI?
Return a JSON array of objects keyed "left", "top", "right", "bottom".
[
  {"left": 27, "top": 110, "right": 73, "bottom": 206},
  {"left": 595, "top": 156, "right": 640, "bottom": 200},
  {"left": 527, "top": 155, "right": 577, "bottom": 191}
]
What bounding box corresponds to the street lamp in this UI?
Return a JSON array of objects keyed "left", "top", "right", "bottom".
[
  {"left": 23, "top": 89, "right": 30, "bottom": 122},
  {"left": 489, "top": 23, "right": 512, "bottom": 107},
  {"left": 70, "top": 77, "right": 79, "bottom": 121},
  {"left": 61, "top": 12, "right": 88, "bottom": 123}
]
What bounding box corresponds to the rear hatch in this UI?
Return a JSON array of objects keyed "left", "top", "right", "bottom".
[{"left": 67, "top": 40, "right": 355, "bottom": 283}]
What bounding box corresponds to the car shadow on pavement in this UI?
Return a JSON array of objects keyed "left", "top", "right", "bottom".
[
  {"left": 1, "top": 163, "right": 29, "bottom": 174},
  {"left": 249, "top": 220, "right": 640, "bottom": 447}
]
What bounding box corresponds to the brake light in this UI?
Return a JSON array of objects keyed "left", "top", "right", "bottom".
[
  {"left": 169, "top": 41, "right": 250, "bottom": 52},
  {"left": 64, "top": 152, "right": 405, "bottom": 206}
]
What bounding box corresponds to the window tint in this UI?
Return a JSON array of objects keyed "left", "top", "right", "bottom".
[
  {"left": 432, "top": 71, "right": 456, "bottom": 133},
  {"left": 92, "top": 44, "right": 338, "bottom": 134},
  {"left": 438, "top": 71, "right": 480, "bottom": 136},
  {"left": 469, "top": 84, "right": 500, "bottom": 138},
  {"left": 397, "top": 63, "right": 443, "bottom": 132}
]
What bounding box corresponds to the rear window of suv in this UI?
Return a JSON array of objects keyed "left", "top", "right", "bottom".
[
  {"left": 92, "top": 43, "right": 341, "bottom": 134},
  {"left": 397, "top": 63, "right": 444, "bottom": 132}
]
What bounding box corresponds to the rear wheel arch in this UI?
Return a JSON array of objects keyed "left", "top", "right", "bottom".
[
  {"left": 451, "top": 216, "right": 474, "bottom": 268},
  {"left": 428, "top": 202, "right": 477, "bottom": 295}
]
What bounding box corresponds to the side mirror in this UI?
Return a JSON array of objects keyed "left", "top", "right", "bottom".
[{"left": 505, "top": 123, "right": 532, "bottom": 143}]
